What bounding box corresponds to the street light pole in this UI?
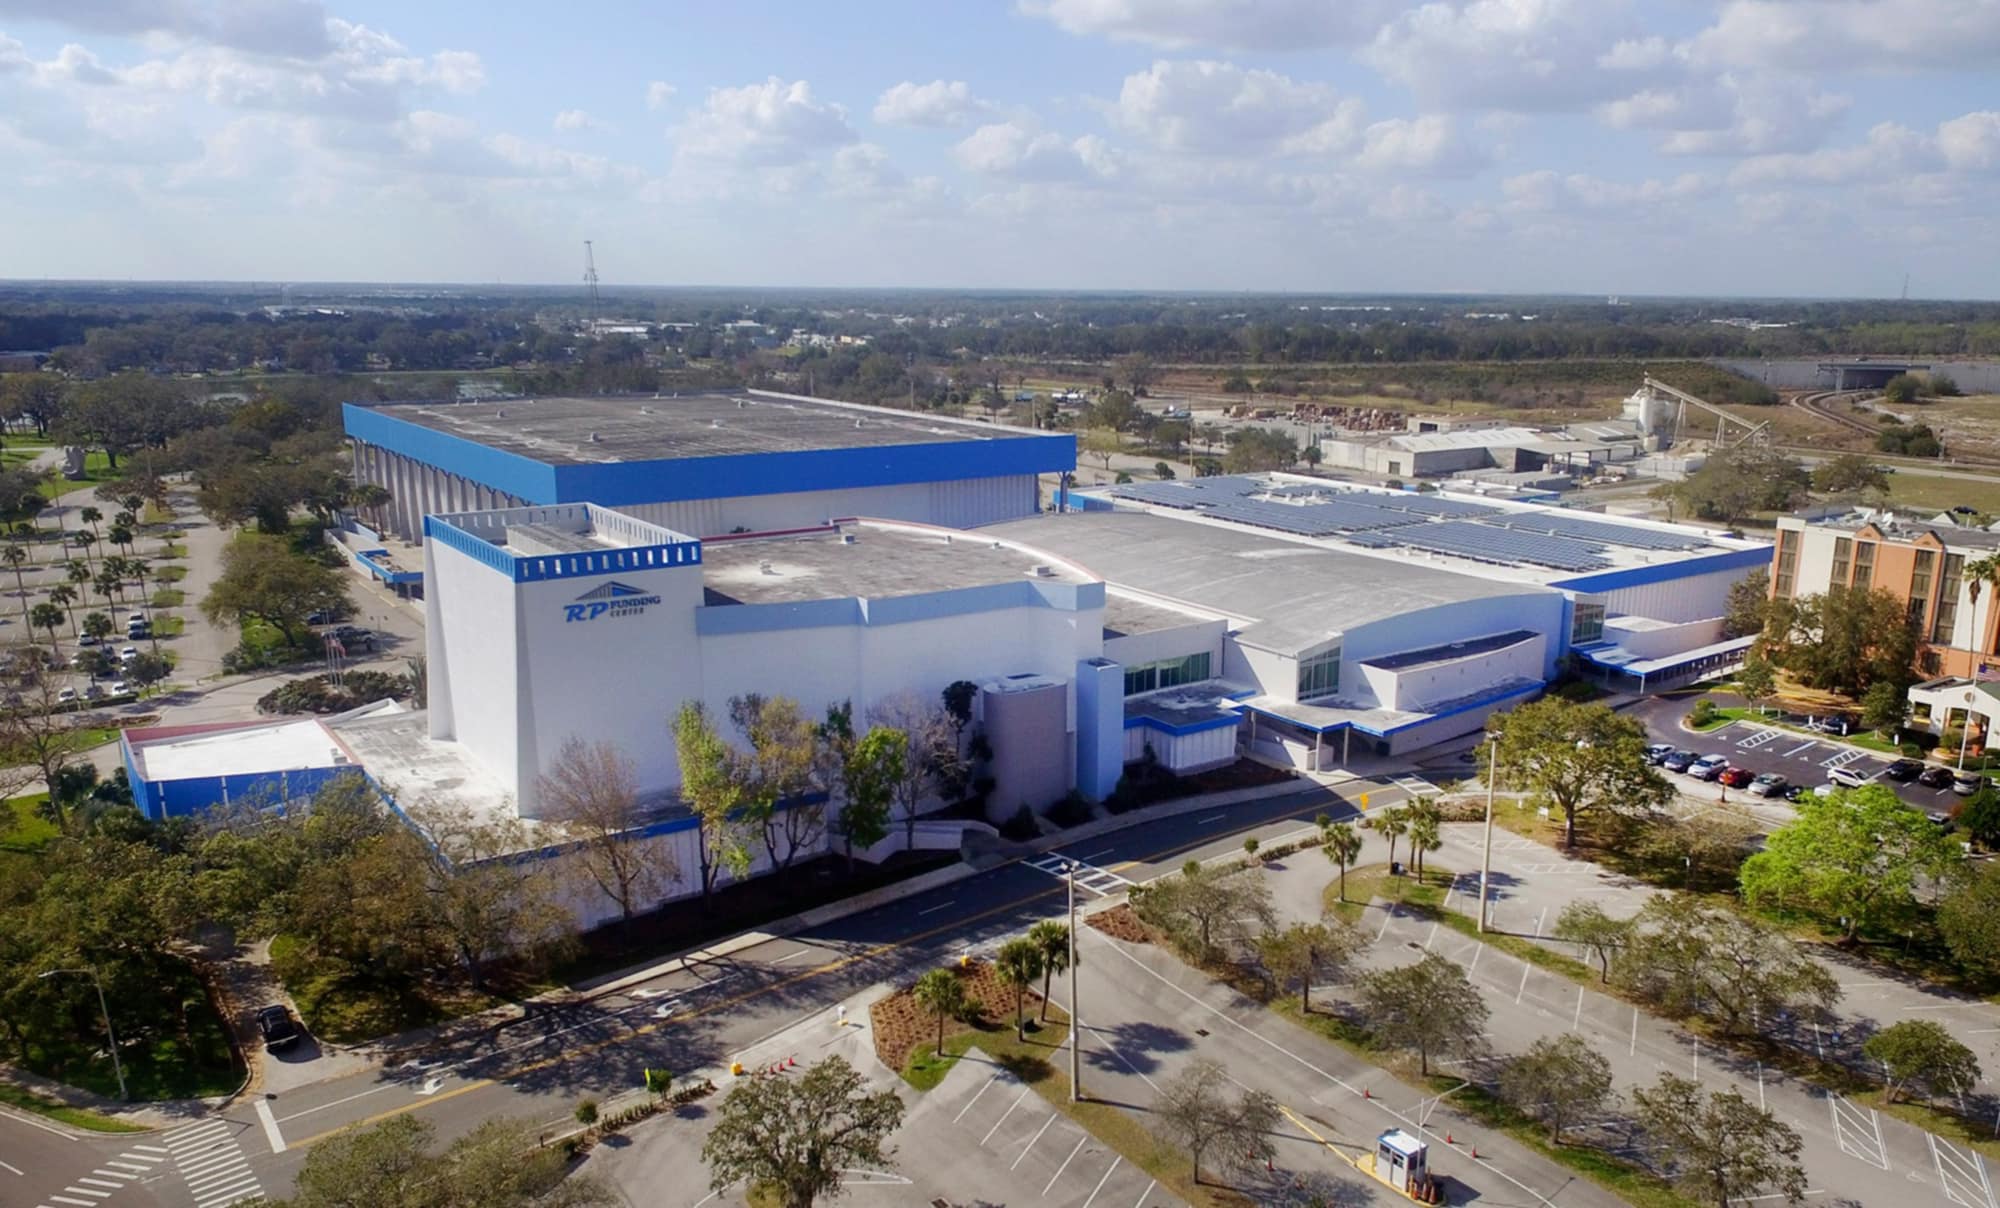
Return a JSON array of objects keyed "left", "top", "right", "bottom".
[
  {"left": 40, "top": 966, "right": 124, "bottom": 1101},
  {"left": 1479, "top": 735, "right": 1499, "bottom": 934},
  {"left": 1067, "top": 860, "right": 1082, "bottom": 1103}
]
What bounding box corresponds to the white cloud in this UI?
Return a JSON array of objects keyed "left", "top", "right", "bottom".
[
  {"left": 1502, "top": 167, "right": 1709, "bottom": 211},
  {"left": 552, "top": 108, "right": 597, "bottom": 132},
  {"left": 645, "top": 80, "right": 675, "bottom": 110},
  {"left": 1685, "top": 0, "right": 2000, "bottom": 73},
  {"left": 675, "top": 77, "right": 855, "bottom": 164},
  {"left": 1602, "top": 76, "right": 1848, "bottom": 157},
  {"left": 0, "top": 0, "right": 338, "bottom": 57},
  {"left": 1107, "top": 60, "right": 1363, "bottom": 155},
  {"left": 1939, "top": 111, "right": 2000, "bottom": 173},
  {"left": 1730, "top": 121, "right": 1938, "bottom": 186},
  {"left": 1354, "top": 114, "right": 1483, "bottom": 175},
  {"left": 872, "top": 79, "right": 991, "bottom": 127},
  {"left": 1366, "top": 0, "right": 1660, "bottom": 111},
  {"left": 953, "top": 120, "right": 1119, "bottom": 182},
  {"left": 1019, "top": 0, "right": 1392, "bottom": 50}
]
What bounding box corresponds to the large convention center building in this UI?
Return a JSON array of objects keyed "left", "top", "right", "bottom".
[
  {"left": 344, "top": 388, "right": 1077, "bottom": 542},
  {"left": 128, "top": 397, "right": 1767, "bottom": 923}
]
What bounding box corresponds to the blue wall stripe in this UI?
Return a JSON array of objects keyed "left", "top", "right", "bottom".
[
  {"left": 1548, "top": 545, "right": 1770, "bottom": 594},
  {"left": 345, "top": 404, "right": 559, "bottom": 502}
]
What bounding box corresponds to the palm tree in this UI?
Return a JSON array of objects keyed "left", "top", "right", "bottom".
[
  {"left": 1969, "top": 554, "right": 2000, "bottom": 653},
  {"left": 995, "top": 939, "right": 1043, "bottom": 1042},
  {"left": 48, "top": 583, "right": 76, "bottom": 634},
  {"left": 1027, "top": 920, "right": 1071, "bottom": 1023},
  {"left": 78, "top": 506, "right": 101, "bottom": 545},
  {"left": 82, "top": 611, "right": 113, "bottom": 646},
  {"left": 1373, "top": 807, "right": 1410, "bottom": 871},
  {"left": 107, "top": 523, "right": 134, "bottom": 558},
  {"left": 1322, "top": 822, "right": 1363, "bottom": 901},
  {"left": 29, "top": 602, "right": 64, "bottom": 657},
  {"left": 913, "top": 968, "right": 967, "bottom": 1058},
  {"left": 120, "top": 494, "right": 143, "bottom": 517},
  {"left": 1, "top": 544, "right": 27, "bottom": 625},
  {"left": 1407, "top": 809, "right": 1442, "bottom": 882},
  {"left": 70, "top": 530, "right": 95, "bottom": 570},
  {"left": 64, "top": 559, "right": 90, "bottom": 591},
  {"left": 93, "top": 571, "right": 119, "bottom": 616}
]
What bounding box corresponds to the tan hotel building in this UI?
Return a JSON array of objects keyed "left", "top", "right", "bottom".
[{"left": 1773, "top": 507, "right": 2000, "bottom": 679}]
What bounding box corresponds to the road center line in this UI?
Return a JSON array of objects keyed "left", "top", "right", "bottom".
[{"left": 916, "top": 900, "right": 955, "bottom": 916}]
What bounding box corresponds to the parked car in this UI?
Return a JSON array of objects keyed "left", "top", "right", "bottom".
[
  {"left": 76, "top": 632, "right": 99, "bottom": 647},
  {"left": 108, "top": 680, "right": 129, "bottom": 696},
  {"left": 1928, "top": 810, "right": 1955, "bottom": 828},
  {"left": 125, "top": 611, "right": 148, "bottom": 628},
  {"left": 1813, "top": 783, "right": 1838, "bottom": 798},
  {"left": 1782, "top": 784, "right": 1814, "bottom": 803},
  {"left": 1662, "top": 750, "right": 1699, "bottom": 773},
  {"left": 1884, "top": 759, "right": 1924, "bottom": 782},
  {"left": 1750, "top": 772, "right": 1789, "bottom": 798},
  {"left": 1643, "top": 743, "right": 1676, "bottom": 766},
  {"left": 1687, "top": 754, "right": 1730, "bottom": 781},
  {"left": 1953, "top": 771, "right": 1984, "bottom": 796},
  {"left": 82, "top": 683, "right": 102, "bottom": 701},
  {"left": 255, "top": 1004, "right": 300, "bottom": 1050},
  {"left": 118, "top": 646, "right": 138, "bottom": 663},
  {"left": 1919, "top": 766, "right": 1955, "bottom": 789},
  {"left": 324, "top": 626, "right": 376, "bottom": 652},
  {"left": 1718, "top": 766, "right": 1755, "bottom": 789},
  {"left": 56, "top": 687, "right": 75, "bottom": 703},
  {"left": 1827, "top": 765, "right": 1872, "bottom": 789}
]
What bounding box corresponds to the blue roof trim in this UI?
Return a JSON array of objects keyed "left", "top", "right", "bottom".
[
  {"left": 424, "top": 514, "right": 702, "bottom": 583},
  {"left": 345, "top": 404, "right": 559, "bottom": 503},
  {"left": 1548, "top": 545, "right": 1769, "bottom": 594},
  {"left": 551, "top": 438, "right": 1074, "bottom": 506},
  {"left": 1124, "top": 712, "right": 1242, "bottom": 737},
  {"left": 1242, "top": 680, "right": 1544, "bottom": 737}
]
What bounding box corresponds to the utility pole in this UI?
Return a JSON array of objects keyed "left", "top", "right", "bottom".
[
  {"left": 1067, "top": 859, "right": 1082, "bottom": 1102},
  {"left": 1478, "top": 734, "right": 1499, "bottom": 933},
  {"left": 583, "top": 240, "right": 601, "bottom": 329},
  {"left": 40, "top": 967, "right": 124, "bottom": 1101}
]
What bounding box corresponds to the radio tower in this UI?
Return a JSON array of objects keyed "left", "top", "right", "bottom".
[{"left": 583, "top": 240, "right": 601, "bottom": 329}]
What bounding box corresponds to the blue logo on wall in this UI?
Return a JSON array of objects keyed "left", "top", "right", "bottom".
[{"left": 564, "top": 580, "right": 663, "bottom": 623}]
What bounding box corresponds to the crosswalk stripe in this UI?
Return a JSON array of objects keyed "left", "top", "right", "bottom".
[
  {"left": 76, "top": 1177, "right": 122, "bottom": 1188},
  {"left": 132, "top": 1145, "right": 169, "bottom": 1154},
  {"left": 60, "top": 1190, "right": 109, "bottom": 1200},
  {"left": 49, "top": 1196, "right": 95, "bottom": 1206},
  {"left": 188, "top": 1166, "right": 253, "bottom": 1195},
  {"left": 89, "top": 1170, "right": 135, "bottom": 1181}
]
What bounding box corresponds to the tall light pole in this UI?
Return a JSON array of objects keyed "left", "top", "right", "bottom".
[
  {"left": 1478, "top": 734, "right": 1500, "bottom": 933},
  {"left": 40, "top": 966, "right": 124, "bottom": 1101},
  {"left": 1067, "top": 860, "right": 1082, "bottom": 1102}
]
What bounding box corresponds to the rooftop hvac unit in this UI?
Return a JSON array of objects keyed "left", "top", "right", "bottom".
[
  {"left": 588, "top": 432, "right": 601, "bottom": 443},
  {"left": 1030, "top": 565, "right": 1056, "bottom": 578},
  {"left": 759, "top": 560, "right": 774, "bottom": 574},
  {"left": 840, "top": 533, "right": 857, "bottom": 545}
]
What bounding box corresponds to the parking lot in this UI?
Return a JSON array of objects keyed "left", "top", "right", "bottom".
[{"left": 1656, "top": 720, "right": 1971, "bottom": 813}]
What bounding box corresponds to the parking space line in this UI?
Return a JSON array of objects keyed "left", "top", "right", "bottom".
[
  {"left": 1827, "top": 1094, "right": 1890, "bottom": 1171},
  {"left": 952, "top": 1073, "right": 998, "bottom": 1124},
  {"left": 1080, "top": 1155, "right": 1123, "bottom": 1208},
  {"left": 1045, "top": 1134, "right": 1089, "bottom": 1195},
  {"left": 1131, "top": 1179, "right": 1158, "bottom": 1207},
  {"left": 1782, "top": 741, "right": 1818, "bottom": 758},
  {"left": 1010, "top": 1112, "right": 1057, "bottom": 1170},
  {"left": 1929, "top": 1131, "right": 1999, "bottom": 1208},
  {"left": 979, "top": 1088, "right": 1030, "bottom": 1146}
]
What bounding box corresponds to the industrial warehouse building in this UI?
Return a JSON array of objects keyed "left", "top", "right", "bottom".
[
  {"left": 344, "top": 389, "right": 1075, "bottom": 545},
  {"left": 125, "top": 459, "right": 1764, "bottom": 923}
]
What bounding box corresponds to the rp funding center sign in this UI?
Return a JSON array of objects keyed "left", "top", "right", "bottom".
[{"left": 564, "top": 580, "right": 662, "bottom": 623}]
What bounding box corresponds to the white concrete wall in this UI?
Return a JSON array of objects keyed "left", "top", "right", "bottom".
[
  {"left": 1789, "top": 526, "right": 1838, "bottom": 598},
  {"left": 1599, "top": 565, "right": 1747, "bottom": 626},
  {"left": 616, "top": 476, "right": 1038, "bottom": 538},
  {"left": 1225, "top": 642, "right": 1296, "bottom": 702},
  {"left": 1362, "top": 633, "right": 1546, "bottom": 713},
  {"left": 424, "top": 540, "right": 523, "bottom": 793},
  {"left": 1156, "top": 725, "right": 1237, "bottom": 773},
  {"left": 507, "top": 558, "right": 706, "bottom": 816},
  {"left": 1340, "top": 593, "right": 1566, "bottom": 703},
  {"left": 1601, "top": 615, "right": 1724, "bottom": 660},
  {"left": 1103, "top": 616, "right": 1227, "bottom": 670}
]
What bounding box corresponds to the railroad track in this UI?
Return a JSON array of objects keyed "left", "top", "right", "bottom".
[{"left": 1789, "top": 388, "right": 1882, "bottom": 436}]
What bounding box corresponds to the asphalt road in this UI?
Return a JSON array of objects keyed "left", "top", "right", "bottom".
[{"left": 1, "top": 780, "right": 1403, "bottom": 1208}]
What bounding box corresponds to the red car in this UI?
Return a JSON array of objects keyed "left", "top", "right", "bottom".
[{"left": 1717, "top": 766, "right": 1755, "bottom": 789}]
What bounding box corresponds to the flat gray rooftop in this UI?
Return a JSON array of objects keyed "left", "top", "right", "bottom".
[
  {"left": 361, "top": 390, "right": 1018, "bottom": 465},
  {"left": 983, "top": 510, "right": 1555, "bottom": 655},
  {"left": 1104, "top": 592, "right": 1208, "bottom": 639},
  {"left": 702, "top": 523, "right": 1090, "bottom": 606}
]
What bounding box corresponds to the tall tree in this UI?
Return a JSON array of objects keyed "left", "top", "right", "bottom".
[
  {"left": 29, "top": 601, "right": 63, "bottom": 656},
  {"left": 1864, "top": 1020, "right": 1981, "bottom": 1104},
  {"left": 701, "top": 1055, "right": 905, "bottom": 1208},
  {"left": 1721, "top": 568, "right": 1772, "bottom": 640},
  {"left": 1406, "top": 801, "right": 1442, "bottom": 880},
  {"left": 1767, "top": 586, "right": 1916, "bottom": 698},
  {"left": 913, "top": 968, "right": 966, "bottom": 1057},
  {"left": 1322, "top": 821, "right": 1363, "bottom": 901},
  {"left": 994, "top": 937, "right": 1043, "bottom": 1041},
  {"left": 403, "top": 799, "right": 578, "bottom": 990},
  {"left": 1356, "top": 952, "right": 1489, "bottom": 1075},
  {"left": 1553, "top": 901, "right": 1631, "bottom": 983},
  {"left": 1152, "top": 1059, "right": 1280, "bottom": 1187},
  {"left": 1632, "top": 1074, "right": 1808, "bottom": 1208},
  {"left": 537, "top": 737, "right": 673, "bottom": 931},
  {"left": 672, "top": 701, "right": 750, "bottom": 903},
  {"left": 1257, "top": 920, "right": 1363, "bottom": 1013},
  {"left": 1488, "top": 697, "right": 1672, "bottom": 850},
  {"left": 728, "top": 693, "right": 822, "bottom": 878},
  {"left": 1617, "top": 895, "right": 1839, "bottom": 1035},
  {"left": 1372, "top": 807, "right": 1409, "bottom": 869},
  {"left": 1027, "top": 920, "right": 1071, "bottom": 1023},
  {"left": 1739, "top": 785, "right": 1960, "bottom": 942},
  {"left": 1811, "top": 453, "right": 1891, "bottom": 497},
  {"left": 1498, "top": 1034, "right": 1614, "bottom": 1144},
  {"left": 268, "top": 1114, "right": 613, "bottom": 1208},
  {"left": 1130, "top": 860, "right": 1275, "bottom": 964},
  {"left": 1, "top": 544, "right": 28, "bottom": 626},
  {"left": 834, "top": 725, "right": 902, "bottom": 870},
  {"left": 199, "top": 534, "right": 350, "bottom": 648},
  {"left": 870, "top": 692, "right": 961, "bottom": 851}
]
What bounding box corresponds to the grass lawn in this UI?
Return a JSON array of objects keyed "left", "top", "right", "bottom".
[
  {"left": 23, "top": 961, "right": 242, "bottom": 1101},
  {"left": 37, "top": 451, "right": 122, "bottom": 500},
  {"left": 1322, "top": 861, "right": 1451, "bottom": 926},
  {"left": 159, "top": 542, "right": 189, "bottom": 559},
  {"left": 1883, "top": 471, "right": 2000, "bottom": 518},
  {"left": 152, "top": 564, "right": 188, "bottom": 584},
  {"left": 273, "top": 937, "right": 507, "bottom": 1045},
  {"left": 898, "top": 1011, "right": 1252, "bottom": 1207},
  {"left": 0, "top": 1082, "right": 146, "bottom": 1134},
  {"left": 154, "top": 615, "right": 185, "bottom": 638},
  {"left": 1, "top": 793, "right": 59, "bottom": 852},
  {"left": 151, "top": 588, "right": 185, "bottom": 608}
]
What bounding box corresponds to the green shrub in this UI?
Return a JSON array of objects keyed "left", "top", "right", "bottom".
[
  {"left": 999, "top": 805, "right": 1039, "bottom": 841},
  {"left": 1047, "top": 792, "right": 1094, "bottom": 828},
  {"left": 573, "top": 1099, "right": 598, "bottom": 1125},
  {"left": 1689, "top": 698, "right": 1718, "bottom": 727}
]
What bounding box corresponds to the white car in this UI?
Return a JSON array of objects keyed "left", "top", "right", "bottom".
[
  {"left": 1827, "top": 766, "right": 1872, "bottom": 789},
  {"left": 56, "top": 687, "right": 76, "bottom": 703},
  {"left": 118, "top": 646, "right": 138, "bottom": 663},
  {"left": 108, "top": 680, "right": 130, "bottom": 695}
]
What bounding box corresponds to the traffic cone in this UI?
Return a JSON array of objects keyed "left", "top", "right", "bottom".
[
  {"left": 1470, "top": 1145, "right": 1478, "bottom": 1160},
  {"left": 1362, "top": 1087, "right": 1371, "bottom": 1099},
  {"left": 1445, "top": 1133, "right": 1453, "bottom": 1145}
]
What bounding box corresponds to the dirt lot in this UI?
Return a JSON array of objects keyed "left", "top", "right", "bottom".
[{"left": 869, "top": 958, "right": 1048, "bottom": 1071}]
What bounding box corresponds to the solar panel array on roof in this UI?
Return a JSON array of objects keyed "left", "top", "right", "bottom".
[
  {"left": 1202, "top": 498, "right": 1410, "bottom": 537},
  {"left": 1368, "top": 521, "right": 1611, "bottom": 572},
  {"left": 1486, "top": 512, "right": 1707, "bottom": 551}
]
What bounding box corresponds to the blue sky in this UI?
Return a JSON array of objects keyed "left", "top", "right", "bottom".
[{"left": 2, "top": 0, "right": 1997, "bottom": 296}]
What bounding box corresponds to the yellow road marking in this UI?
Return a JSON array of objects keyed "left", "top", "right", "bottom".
[{"left": 289, "top": 787, "right": 1352, "bottom": 1149}]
